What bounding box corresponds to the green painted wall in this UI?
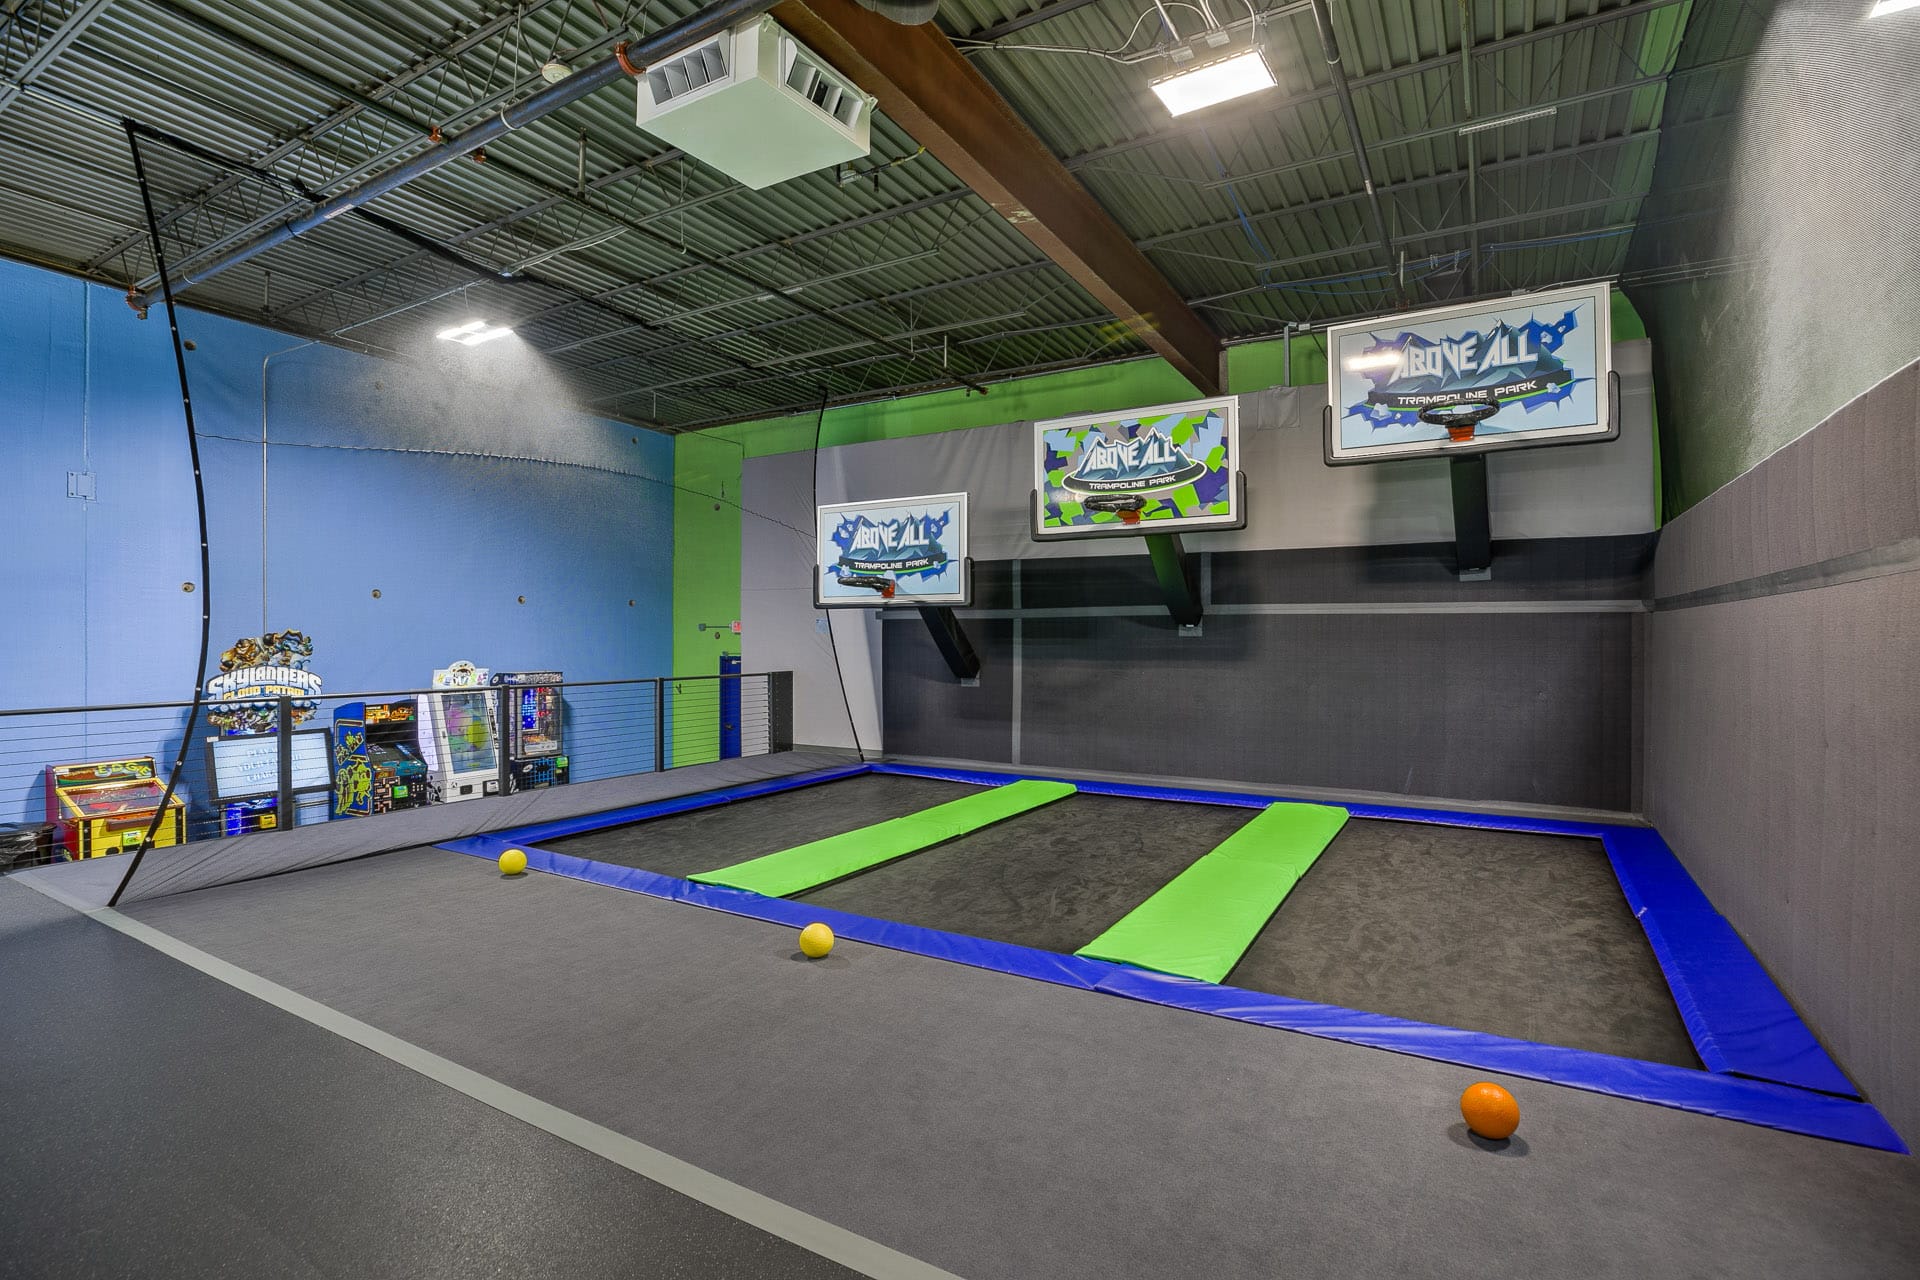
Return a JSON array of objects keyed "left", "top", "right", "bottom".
[{"left": 669, "top": 431, "right": 743, "bottom": 765}]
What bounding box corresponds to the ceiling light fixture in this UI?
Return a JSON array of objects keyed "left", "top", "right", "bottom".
[
  {"left": 1458, "top": 105, "right": 1558, "bottom": 136},
  {"left": 1150, "top": 49, "right": 1276, "bottom": 117},
  {"left": 1342, "top": 350, "right": 1402, "bottom": 371},
  {"left": 435, "top": 318, "right": 515, "bottom": 346},
  {"left": 1868, "top": 0, "right": 1919, "bottom": 15}
]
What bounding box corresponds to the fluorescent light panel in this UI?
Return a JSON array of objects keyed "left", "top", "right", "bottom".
[
  {"left": 1458, "top": 105, "right": 1558, "bottom": 136},
  {"left": 1150, "top": 49, "right": 1276, "bottom": 117},
  {"left": 435, "top": 318, "right": 515, "bottom": 346},
  {"left": 1868, "top": 0, "right": 1919, "bottom": 16}
]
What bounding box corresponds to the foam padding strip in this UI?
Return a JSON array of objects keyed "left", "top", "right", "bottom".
[
  {"left": 1075, "top": 803, "right": 1350, "bottom": 982},
  {"left": 433, "top": 834, "right": 1905, "bottom": 1152},
  {"left": 441, "top": 765, "right": 872, "bottom": 850},
  {"left": 688, "top": 779, "right": 1076, "bottom": 898},
  {"left": 870, "top": 763, "right": 1616, "bottom": 837},
  {"left": 1603, "top": 828, "right": 1858, "bottom": 1097}
]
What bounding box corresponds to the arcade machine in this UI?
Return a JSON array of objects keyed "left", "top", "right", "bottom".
[
  {"left": 422, "top": 661, "right": 500, "bottom": 802},
  {"left": 204, "top": 731, "right": 333, "bottom": 834},
  {"left": 490, "top": 671, "right": 569, "bottom": 791},
  {"left": 44, "top": 757, "right": 187, "bottom": 858},
  {"left": 331, "top": 699, "right": 432, "bottom": 817}
]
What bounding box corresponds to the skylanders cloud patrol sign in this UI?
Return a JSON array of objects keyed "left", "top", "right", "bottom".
[{"left": 205, "top": 630, "right": 323, "bottom": 733}]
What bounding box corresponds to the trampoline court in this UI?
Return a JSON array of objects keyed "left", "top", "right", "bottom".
[{"left": 12, "top": 751, "right": 1920, "bottom": 1280}]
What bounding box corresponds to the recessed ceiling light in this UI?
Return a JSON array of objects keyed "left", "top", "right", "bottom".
[
  {"left": 1150, "top": 49, "right": 1277, "bottom": 117},
  {"left": 1868, "top": 0, "right": 1919, "bottom": 16},
  {"left": 435, "top": 318, "right": 515, "bottom": 346}
]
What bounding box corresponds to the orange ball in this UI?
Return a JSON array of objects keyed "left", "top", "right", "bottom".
[{"left": 1460, "top": 1082, "right": 1520, "bottom": 1140}]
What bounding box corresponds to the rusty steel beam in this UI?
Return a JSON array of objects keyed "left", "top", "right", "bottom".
[{"left": 771, "top": 0, "right": 1222, "bottom": 395}]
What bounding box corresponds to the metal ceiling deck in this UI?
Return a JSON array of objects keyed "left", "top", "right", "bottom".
[{"left": 0, "top": 0, "right": 1723, "bottom": 430}]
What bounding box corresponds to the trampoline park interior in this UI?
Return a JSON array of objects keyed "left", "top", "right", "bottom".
[{"left": 1, "top": 2, "right": 1917, "bottom": 1278}]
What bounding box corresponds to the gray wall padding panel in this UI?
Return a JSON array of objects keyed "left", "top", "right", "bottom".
[
  {"left": 1212, "top": 534, "right": 1656, "bottom": 605},
  {"left": 1014, "top": 611, "right": 1633, "bottom": 810},
  {"left": 1646, "top": 573, "right": 1920, "bottom": 1144},
  {"left": 1652, "top": 364, "right": 1919, "bottom": 599},
  {"left": 882, "top": 620, "right": 1015, "bottom": 765},
  {"left": 754, "top": 343, "right": 1656, "bottom": 752},
  {"left": 1645, "top": 360, "right": 1920, "bottom": 1145}
]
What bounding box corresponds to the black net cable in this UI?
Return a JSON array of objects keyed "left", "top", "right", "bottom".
[
  {"left": 812, "top": 386, "right": 864, "bottom": 763},
  {"left": 109, "top": 120, "right": 217, "bottom": 908}
]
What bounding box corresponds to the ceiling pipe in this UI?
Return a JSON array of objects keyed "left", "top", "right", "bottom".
[
  {"left": 129, "top": 0, "right": 777, "bottom": 310},
  {"left": 1305, "top": 0, "right": 1404, "bottom": 302}
]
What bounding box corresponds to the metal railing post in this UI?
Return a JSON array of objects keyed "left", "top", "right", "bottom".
[
  {"left": 654, "top": 678, "right": 667, "bottom": 773},
  {"left": 275, "top": 696, "right": 295, "bottom": 824}
]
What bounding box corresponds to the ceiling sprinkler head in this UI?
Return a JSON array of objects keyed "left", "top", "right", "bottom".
[{"left": 540, "top": 60, "right": 572, "bottom": 84}]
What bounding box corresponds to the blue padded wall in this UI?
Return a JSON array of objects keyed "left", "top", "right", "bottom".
[{"left": 0, "top": 258, "right": 674, "bottom": 819}]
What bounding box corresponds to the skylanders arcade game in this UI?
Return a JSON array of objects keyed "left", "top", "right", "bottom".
[
  {"left": 491, "top": 671, "right": 569, "bottom": 791},
  {"left": 331, "top": 699, "right": 432, "bottom": 817}
]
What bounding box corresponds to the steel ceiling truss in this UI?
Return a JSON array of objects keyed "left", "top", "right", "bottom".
[{"left": 2, "top": 0, "right": 1720, "bottom": 427}]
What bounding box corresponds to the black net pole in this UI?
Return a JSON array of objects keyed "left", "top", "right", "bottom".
[{"left": 109, "top": 121, "right": 216, "bottom": 908}]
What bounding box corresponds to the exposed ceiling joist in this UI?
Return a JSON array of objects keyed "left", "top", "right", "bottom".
[{"left": 771, "top": 0, "right": 1223, "bottom": 395}]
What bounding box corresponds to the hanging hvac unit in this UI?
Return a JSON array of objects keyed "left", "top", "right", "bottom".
[{"left": 635, "top": 17, "right": 876, "bottom": 190}]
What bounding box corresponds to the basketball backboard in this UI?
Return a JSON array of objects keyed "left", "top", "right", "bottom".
[
  {"left": 1032, "top": 396, "right": 1244, "bottom": 539},
  {"left": 1324, "top": 281, "right": 1614, "bottom": 464},
  {"left": 814, "top": 492, "right": 971, "bottom": 608}
]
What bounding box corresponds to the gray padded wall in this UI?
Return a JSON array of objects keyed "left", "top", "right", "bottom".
[
  {"left": 1645, "top": 362, "right": 1920, "bottom": 1144},
  {"left": 759, "top": 342, "right": 1656, "bottom": 756},
  {"left": 884, "top": 542, "right": 1646, "bottom": 812}
]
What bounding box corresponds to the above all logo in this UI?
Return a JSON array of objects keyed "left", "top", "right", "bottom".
[
  {"left": 1062, "top": 425, "right": 1207, "bottom": 494},
  {"left": 831, "top": 509, "right": 953, "bottom": 578},
  {"left": 1346, "top": 307, "right": 1587, "bottom": 429}
]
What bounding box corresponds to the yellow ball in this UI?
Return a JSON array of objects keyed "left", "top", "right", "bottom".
[
  {"left": 798, "top": 922, "right": 835, "bottom": 959},
  {"left": 498, "top": 848, "right": 528, "bottom": 876}
]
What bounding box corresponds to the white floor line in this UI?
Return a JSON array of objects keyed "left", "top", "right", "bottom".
[{"left": 18, "top": 877, "right": 964, "bottom": 1280}]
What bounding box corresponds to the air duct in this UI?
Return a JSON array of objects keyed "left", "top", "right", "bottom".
[{"left": 130, "top": 0, "right": 779, "bottom": 309}]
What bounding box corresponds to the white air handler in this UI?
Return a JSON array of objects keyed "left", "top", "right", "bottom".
[
  {"left": 634, "top": 16, "right": 876, "bottom": 190},
  {"left": 422, "top": 660, "right": 500, "bottom": 803}
]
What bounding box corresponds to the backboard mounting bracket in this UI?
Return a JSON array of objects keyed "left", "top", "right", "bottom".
[
  {"left": 1448, "top": 454, "right": 1493, "bottom": 580},
  {"left": 918, "top": 605, "right": 982, "bottom": 682},
  {"left": 1144, "top": 532, "right": 1204, "bottom": 627}
]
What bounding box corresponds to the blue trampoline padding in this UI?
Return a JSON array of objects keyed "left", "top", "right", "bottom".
[
  {"left": 434, "top": 831, "right": 1904, "bottom": 1153},
  {"left": 442, "top": 765, "right": 872, "bottom": 849},
  {"left": 1602, "top": 828, "right": 1858, "bottom": 1098},
  {"left": 878, "top": 765, "right": 1859, "bottom": 1099},
  {"left": 870, "top": 763, "right": 1617, "bottom": 837}
]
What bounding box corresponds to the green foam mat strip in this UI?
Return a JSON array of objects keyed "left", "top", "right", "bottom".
[
  {"left": 689, "top": 779, "right": 1077, "bottom": 898},
  {"left": 1074, "top": 802, "right": 1350, "bottom": 984}
]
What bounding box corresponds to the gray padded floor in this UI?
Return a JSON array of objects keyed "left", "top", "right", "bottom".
[
  {"left": 0, "top": 878, "right": 856, "bottom": 1280},
  {"left": 116, "top": 847, "right": 1920, "bottom": 1280},
  {"left": 1227, "top": 819, "right": 1702, "bottom": 1067},
  {"left": 543, "top": 773, "right": 980, "bottom": 878},
  {"left": 795, "top": 792, "right": 1255, "bottom": 953}
]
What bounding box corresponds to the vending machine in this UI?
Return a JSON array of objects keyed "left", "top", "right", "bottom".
[
  {"left": 490, "top": 671, "right": 569, "bottom": 792},
  {"left": 422, "top": 660, "right": 500, "bottom": 803}
]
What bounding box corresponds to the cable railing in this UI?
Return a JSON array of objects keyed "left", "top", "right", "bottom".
[{"left": 0, "top": 672, "right": 794, "bottom": 873}]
